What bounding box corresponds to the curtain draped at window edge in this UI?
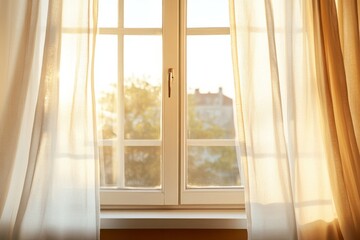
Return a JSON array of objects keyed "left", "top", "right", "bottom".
[
  {"left": 311, "top": 0, "right": 360, "bottom": 239},
  {"left": 230, "top": 0, "right": 360, "bottom": 239},
  {"left": 0, "top": 0, "right": 100, "bottom": 239}
]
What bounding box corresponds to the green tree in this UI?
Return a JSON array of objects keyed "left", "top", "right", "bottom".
[
  {"left": 97, "top": 78, "right": 161, "bottom": 188},
  {"left": 124, "top": 79, "right": 160, "bottom": 139},
  {"left": 123, "top": 78, "right": 161, "bottom": 188}
]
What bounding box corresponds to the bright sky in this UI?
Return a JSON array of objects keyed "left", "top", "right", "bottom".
[{"left": 95, "top": 0, "right": 235, "bottom": 98}]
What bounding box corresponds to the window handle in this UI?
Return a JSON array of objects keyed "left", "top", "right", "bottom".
[{"left": 168, "top": 68, "right": 174, "bottom": 98}]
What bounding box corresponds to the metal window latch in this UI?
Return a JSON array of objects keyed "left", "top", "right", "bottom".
[{"left": 168, "top": 68, "right": 174, "bottom": 98}]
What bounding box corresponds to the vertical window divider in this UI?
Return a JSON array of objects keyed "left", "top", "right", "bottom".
[
  {"left": 117, "top": 0, "right": 125, "bottom": 188},
  {"left": 162, "top": 0, "right": 180, "bottom": 205}
]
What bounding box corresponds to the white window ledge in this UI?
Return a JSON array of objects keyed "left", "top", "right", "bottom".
[{"left": 100, "top": 209, "right": 247, "bottom": 229}]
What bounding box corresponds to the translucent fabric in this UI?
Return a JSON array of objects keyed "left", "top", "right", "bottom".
[
  {"left": 230, "top": 0, "right": 359, "bottom": 239},
  {"left": 311, "top": 0, "right": 360, "bottom": 238},
  {"left": 0, "top": 0, "right": 99, "bottom": 239}
]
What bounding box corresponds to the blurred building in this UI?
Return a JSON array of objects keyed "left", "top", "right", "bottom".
[{"left": 189, "top": 87, "right": 235, "bottom": 138}]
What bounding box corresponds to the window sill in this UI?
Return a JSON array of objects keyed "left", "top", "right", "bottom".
[{"left": 100, "top": 209, "right": 247, "bottom": 229}]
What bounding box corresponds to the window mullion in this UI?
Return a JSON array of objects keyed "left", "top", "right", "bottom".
[
  {"left": 117, "top": 0, "right": 125, "bottom": 189},
  {"left": 162, "top": 0, "right": 180, "bottom": 205}
]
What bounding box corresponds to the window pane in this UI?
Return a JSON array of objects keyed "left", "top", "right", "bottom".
[
  {"left": 124, "top": 0, "right": 162, "bottom": 28},
  {"left": 187, "top": 0, "right": 229, "bottom": 28},
  {"left": 186, "top": 35, "right": 234, "bottom": 139},
  {"left": 95, "top": 35, "right": 118, "bottom": 140},
  {"left": 94, "top": 35, "right": 119, "bottom": 188},
  {"left": 186, "top": 34, "right": 241, "bottom": 189},
  {"left": 98, "top": 0, "right": 118, "bottom": 28},
  {"left": 124, "top": 36, "right": 162, "bottom": 140},
  {"left": 187, "top": 146, "right": 240, "bottom": 187},
  {"left": 125, "top": 146, "right": 161, "bottom": 188},
  {"left": 187, "top": 91, "right": 235, "bottom": 139}
]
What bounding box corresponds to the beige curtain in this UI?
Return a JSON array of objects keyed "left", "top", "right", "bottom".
[
  {"left": 0, "top": 0, "right": 99, "bottom": 239},
  {"left": 230, "top": 0, "right": 359, "bottom": 239},
  {"left": 311, "top": 0, "right": 360, "bottom": 238}
]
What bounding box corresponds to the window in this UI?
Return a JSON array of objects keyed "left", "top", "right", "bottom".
[{"left": 96, "top": 0, "right": 244, "bottom": 207}]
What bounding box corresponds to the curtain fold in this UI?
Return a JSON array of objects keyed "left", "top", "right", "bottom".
[
  {"left": 311, "top": 0, "right": 360, "bottom": 238},
  {"left": 0, "top": 0, "right": 99, "bottom": 239},
  {"left": 230, "top": 0, "right": 359, "bottom": 239},
  {"left": 0, "top": 0, "right": 42, "bottom": 220},
  {"left": 337, "top": 0, "right": 360, "bottom": 149}
]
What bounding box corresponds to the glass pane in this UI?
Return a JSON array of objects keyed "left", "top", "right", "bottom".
[
  {"left": 186, "top": 35, "right": 235, "bottom": 139},
  {"left": 187, "top": 0, "right": 229, "bottom": 28},
  {"left": 187, "top": 91, "right": 235, "bottom": 139},
  {"left": 95, "top": 35, "right": 118, "bottom": 140},
  {"left": 124, "top": 36, "right": 162, "bottom": 139},
  {"left": 187, "top": 146, "right": 240, "bottom": 188},
  {"left": 99, "top": 145, "right": 118, "bottom": 187},
  {"left": 94, "top": 35, "right": 119, "bottom": 188},
  {"left": 98, "top": 0, "right": 118, "bottom": 28},
  {"left": 124, "top": 0, "right": 162, "bottom": 28},
  {"left": 125, "top": 146, "right": 161, "bottom": 188}
]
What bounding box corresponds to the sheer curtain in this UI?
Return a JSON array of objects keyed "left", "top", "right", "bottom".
[
  {"left": 230, "top": 0, "right": 359, "bottom": 239},
  {"left": 311, "top": 0, "right": 360, "bottom": 238},
  {"left": 0, "top": 0, "right": 99, "bottom": 239}
]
